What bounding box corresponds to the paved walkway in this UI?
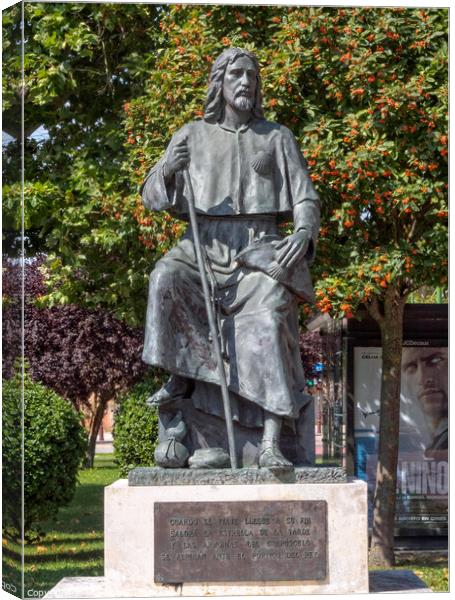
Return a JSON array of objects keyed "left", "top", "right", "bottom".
[
  {"left": 96, "top": 441, "right": 114, "bottom": 454},
  {"left": 96, "top": 432, "right": 113, "bottom": 454}
]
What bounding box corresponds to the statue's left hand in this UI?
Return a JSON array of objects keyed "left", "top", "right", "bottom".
[{"left": 274, "top": 230, "right": 312, "bottom": 270}]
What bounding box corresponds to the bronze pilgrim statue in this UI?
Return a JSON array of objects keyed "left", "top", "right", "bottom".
[{"left": 141, "top": 48, "right": 320, "bottom": 469}]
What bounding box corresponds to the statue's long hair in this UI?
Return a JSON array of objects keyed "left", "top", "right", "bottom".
[{"left": 204, "top": 48, "right": 264, "bottom": 123}]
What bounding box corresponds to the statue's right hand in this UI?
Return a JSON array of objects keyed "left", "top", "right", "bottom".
[{"left": 164, "top": 137, "right": 190, "bottom": 179}]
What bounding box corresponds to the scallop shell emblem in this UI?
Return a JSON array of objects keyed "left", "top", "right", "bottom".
[{"left": 251, "top": 150, "right": 274, "bottom": 175}]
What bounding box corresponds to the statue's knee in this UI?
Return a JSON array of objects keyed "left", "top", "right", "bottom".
[{"left": 149, "top": 261, "right": 180, "bottom": 291}]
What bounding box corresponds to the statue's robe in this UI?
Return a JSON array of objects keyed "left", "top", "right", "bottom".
[{"left": 141, "top": 118, "right": 320, "bottom": 429}]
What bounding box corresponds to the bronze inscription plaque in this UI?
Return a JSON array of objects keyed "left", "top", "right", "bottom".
[{"left": 154, "top": 500, "right": 327, "bottom": 583}]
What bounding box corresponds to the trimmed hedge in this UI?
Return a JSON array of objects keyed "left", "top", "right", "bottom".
[
  {"left": 113, "top": 370, "right": 164, "bottom": 477},
  {"left": 2, "top": 372, "right": 87, "bottom": 538}
]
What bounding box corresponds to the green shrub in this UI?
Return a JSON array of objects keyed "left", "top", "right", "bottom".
[
  {"left": 2, "top": 372, "right": 87, "bottom": 539},
  {"left": 113, "top": 370, "right": 164, "bottom": 477},
  {"left": 2, "top": 372, "right": 22, "bottom": 537}
]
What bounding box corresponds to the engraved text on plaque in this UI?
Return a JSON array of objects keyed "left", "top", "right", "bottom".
[{"left": 154, "top": 500, "right": 327, "bottom": 583}]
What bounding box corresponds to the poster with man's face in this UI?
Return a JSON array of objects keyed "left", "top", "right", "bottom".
[
  {"left": 401, "top": 347, "right": 448, "bottom": 459},
  {"left": 354, "top": 345, "right": 448, "bottom": 532}
]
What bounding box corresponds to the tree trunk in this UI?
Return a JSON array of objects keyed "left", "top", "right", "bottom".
[
  {"left": 322, "top": 376, "right": 334, "bottom": 460},
  {"left": 84, "top": 394, "right": 108, "bottom": 468},
  {"left": 322, "top": 403, "right": 330, "bottom": 460},
  {"left": 367, "top": 287, "right": 406, "bottom": 567}
]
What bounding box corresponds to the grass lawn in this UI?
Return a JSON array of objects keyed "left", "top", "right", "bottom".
[
  {"left": 2, "top": 454, "right": 449, "bottom": 594},
  {"left": 401, "top": 559, "right": 449, "bottom": 592},
  {"left": 2, "top": 454, "right": 120, "bottom": 597},
  {"left": 371, "top": 556, "right": 449, "bottom": 592}
]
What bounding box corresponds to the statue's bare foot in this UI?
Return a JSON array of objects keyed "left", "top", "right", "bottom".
[
  {"left": 146, "top": 375, "right": 190, "bottom": 408},
  {"left": 259, "top": 440, "right": 293, "bottom": 469}
]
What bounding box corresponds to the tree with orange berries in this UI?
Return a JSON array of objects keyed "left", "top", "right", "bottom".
[
  {"left": 121, "top": 6, "right": 447, "bottom": 564},
  {"left": 7, "top": 4, "right": 447, "bottom": 566},
  {"left": 277, "top": 7, "right": 448, "bottom": 566}
]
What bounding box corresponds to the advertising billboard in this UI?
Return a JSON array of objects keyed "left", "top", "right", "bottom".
[{"left": 354, "top": 345, "right": 448, "bottom": 532}]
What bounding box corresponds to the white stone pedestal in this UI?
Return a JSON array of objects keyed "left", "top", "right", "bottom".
[{"left": 103, "top": 477, "right": 369, "bottom": 595}]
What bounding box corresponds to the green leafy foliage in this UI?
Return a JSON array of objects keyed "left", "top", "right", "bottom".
[
  {"left": 3, "top": 2, "right": 168, "bottom": 320},
  {"left": 3, "top": 2, "right": 164, "bottom": 138},
  {"left": 13, "top": 5, "right": 445, "bottom": 325},
  {"left": 113, "top": 372, "right": 165, "bottom": 477},
  {"left": 2, "top": 368, "right": 22, "bottom": 538},
  {"left": 126, "top": 5, "right": 448, "bottom": 320},
  {"left": 2, "top": 372, "right": 87, "bottom": 539}
]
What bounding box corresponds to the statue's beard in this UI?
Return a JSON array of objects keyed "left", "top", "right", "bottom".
[{"left": 233, "top": 95, "right": 253, "bottom": 111}]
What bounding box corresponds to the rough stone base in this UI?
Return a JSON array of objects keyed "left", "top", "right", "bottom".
[
  {"left": 128, "top": 465, "right": 346, "bottom": 486},
  {"left": 102, "top": 478, "right": 368, "bottom": 595},
  {"left": 44, "top": 570, "right": 431, "bottom": 598}
]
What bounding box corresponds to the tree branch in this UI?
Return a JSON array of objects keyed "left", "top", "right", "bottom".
[
  {"left": 365, "top": 296, "right": 385, "bottom": 327},
  {"left": 406, "top": 216, "right": 417, "bottom": 242}
]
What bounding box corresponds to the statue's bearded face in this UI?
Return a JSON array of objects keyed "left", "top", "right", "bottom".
[{"left": 222, "top": 55, "right": 257, "bottom": 113}]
